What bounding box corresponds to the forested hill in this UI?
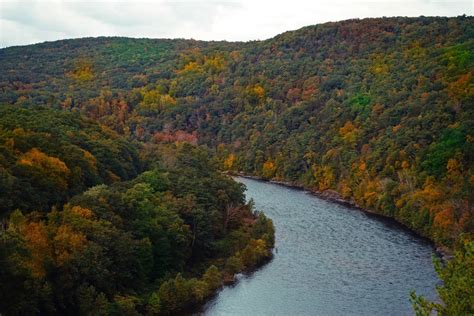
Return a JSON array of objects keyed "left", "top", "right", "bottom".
[
  {"left": 1, "top": 16, "right": 473, "bottom": 249},
  {"left": 0, "top": 106, "right": 275, "bottom": 314}
]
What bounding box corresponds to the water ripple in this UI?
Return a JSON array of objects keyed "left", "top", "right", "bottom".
[{"left": 203, "top": 177, "right": 439, "bottom": 316}]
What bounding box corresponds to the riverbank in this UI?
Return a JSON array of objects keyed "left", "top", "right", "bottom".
[
  {"left": 231, "top": 172, "right": 453, "bottom": 261},
  {"left": 204, "top": 175, "right": 441, "bottom": 315}
]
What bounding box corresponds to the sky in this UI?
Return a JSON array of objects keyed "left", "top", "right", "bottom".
[{"left": 0, "top": 0, "right": 472, "bottom": 48}]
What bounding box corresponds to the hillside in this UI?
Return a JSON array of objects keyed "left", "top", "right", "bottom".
[
  {"left": 0, "top": 106, "right": 274, "bottom": 314},
  {"left": 1, "top": 16, "right": 472, "bottom": 248}
]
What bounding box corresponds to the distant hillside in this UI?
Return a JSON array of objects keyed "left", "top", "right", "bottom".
[{"left": 1, "top": 16, "right": 473, "bottom": 247}]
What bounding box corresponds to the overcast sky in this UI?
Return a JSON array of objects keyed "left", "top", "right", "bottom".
[{"left": 0, "top": 0, "right": 472, "bottom": 48}]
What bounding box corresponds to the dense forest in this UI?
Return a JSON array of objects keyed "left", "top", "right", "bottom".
[
  {"left": 0, "top": 106, "right": 274, "bottom": 314},
  {"left": 0, "top": 16, "right": 473, "bottom": 314}
]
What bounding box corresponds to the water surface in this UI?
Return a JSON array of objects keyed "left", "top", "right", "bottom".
[{"left": 203, "top": 177, "right": 439, "bottom": 316}]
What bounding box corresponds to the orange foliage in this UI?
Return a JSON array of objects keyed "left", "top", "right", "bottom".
[
  {"left": 262, "top": 160, "right": 276, "bottom": 178},
  {"left": 19, "top": 148, "right": 69, "bottom": 172},
  {"left": 338, "top": 180, "right": 352, "bottom": 199},
  {"left": 286, "top": 87, "right": 301, "bottom": 103},
  {"left": 433, "top": 207, "right": 455, "bottom": 230},
  {"left": 18, "top": 148, "right": 70, "bottom": 189},
  {"left": 392, "top": 124, "right": 402, "bottom": 133},
  {"left": 372, "top": 103, "right": 384, "bottom": 115},
  {"left": 53, "top": 225, "right": 87, "bottom": 267},
  {"left": 361, "top": 179, "right": 381, "bottom": 208},
  {"left": 339, "top": 121, "right": 358, "bottom": 143},
  {"left": 81, "top": 149, "right": 97, "bottom": 169},
  {"left": 70, "top": 205, "right": 94, "bottom": 219},
  {"left": 22, "top": 222, "right": 51, "bottom": 278},
  {"left": 447, "top": 158, "right": 461, "bottom": 173},
  {"left": 413, "top": 178, "right": 443, "bottom": 204},
  {"left": 301, "top": 76, "right": 319, "bottom": 100},
  {"left": 448, "top": 72, "right": 473, "bottom": 101}
]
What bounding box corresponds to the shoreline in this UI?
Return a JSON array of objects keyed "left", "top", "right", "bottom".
[{"left": 231, "top": 172, "right": 453, "bottom": 261}]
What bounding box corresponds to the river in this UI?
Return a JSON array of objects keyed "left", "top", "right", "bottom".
[{"left": 202, "top": 177, "right": 439, "bottom": 315}]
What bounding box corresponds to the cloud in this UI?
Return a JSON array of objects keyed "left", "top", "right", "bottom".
[{"left": 0, "top": 0, "right": 472, "bottom": 47}]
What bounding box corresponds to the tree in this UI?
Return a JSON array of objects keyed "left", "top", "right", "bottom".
[
  {"left": 203, "top": 265, "right": 222, "bottom": 291},
  {"left": 411, "top": 240, "right": 474, "bottom": 315}
]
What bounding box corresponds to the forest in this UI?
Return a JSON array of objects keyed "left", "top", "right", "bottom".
[
  {"left": 0, "top": 16, "right": 473, "bottom": 314},
  {"left": 0, "top": 106, "right": 274, "bottom": 314}
]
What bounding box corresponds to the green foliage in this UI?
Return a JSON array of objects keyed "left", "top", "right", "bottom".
[
  {"left": 0, "top": 16, "right": 472, "bottom": 313},
  {"left": 146, "top": 292, "right": 161, "bottom": 315},
  {"left": 202, "top": 265, "right": 222, "bottom": 291},
  {"left": 3, "top": 17, "right": 467, "bottom": 247},
  {"left": 241, "top": 239, "right": 272, "bottom": 270},
  {"left": 0, "top": 106, "right": 141, "bottom": 216},
  {"left": 443, "top": 42, "right": 474, "bottom": 74},
  {"left": 421, "top": 126, "right": 467, "bottom": 178},
  {"left": 224, "top": 255, "right": 244, "bottom": 275},
  {"left": 0, "top": 108, "right": 275, "bottom": 315},
  {"left": 411, "top": 240, "right": 474, "bottom": 315}
]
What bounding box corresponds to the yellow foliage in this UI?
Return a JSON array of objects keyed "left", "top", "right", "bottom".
[
  {"left": 403, "top": 41, "right": 427, "bottom": 60},
  {"left": 69, "top": 59, "right": 94, "bottom": 82},
  {"left": 181, "top": 61, "right": 201, "bottom": 73},
  {"left": 204, "top": 55, "right": 226, "bottom": 73},
  {"left": 18, "top": 148, "right": 70, "bottom": 189},
  {"left": 370, "top": 54, "right": 389, "bottom": 74},
  {"left": 411, "top": 177, "right": 443, "bottom": 212},
  {"left": 361, "top": 179, "right": 381, "bottom": 208},
  {"left": 224, "top": 154, "right": 236, "bottom": 170},
  {"left": 318, "top": 165, "right": 335, "bottom": 191},
  {"left": 179, "top": 54, "right": 226, "bottom": 74},
  {"left": 160, "top": 94, "right": 177, "bottom": 107},
  {"left": 140, "top": 89, "right": 176, "bottom": 111},
  {"left": 253, "top": 85, "right": 265, "bottom": 99}
]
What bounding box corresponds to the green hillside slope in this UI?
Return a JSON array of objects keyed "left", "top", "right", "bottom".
[
  {"left": 0, "top": 107, "right": 274, "bottom": 314},
  {"left": 2, "top": 17, "right": 472, "bottom": 247}
]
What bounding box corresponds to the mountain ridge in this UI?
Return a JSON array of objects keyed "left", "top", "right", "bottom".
[{"left": 1, "top": 15, "right": 473, "bottom": 248}]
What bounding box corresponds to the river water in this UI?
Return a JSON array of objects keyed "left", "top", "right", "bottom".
[{"left": 202, "top": 177, "right": 439, "bottom": 315}]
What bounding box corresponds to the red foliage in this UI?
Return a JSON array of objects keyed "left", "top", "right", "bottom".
[{"left": 154, "top": 130, "right": 198, "bottom": 145}]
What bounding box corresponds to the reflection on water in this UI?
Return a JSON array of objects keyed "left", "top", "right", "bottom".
[{"left": 202, "top": 177, "right": 439, "bottom": 316}]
